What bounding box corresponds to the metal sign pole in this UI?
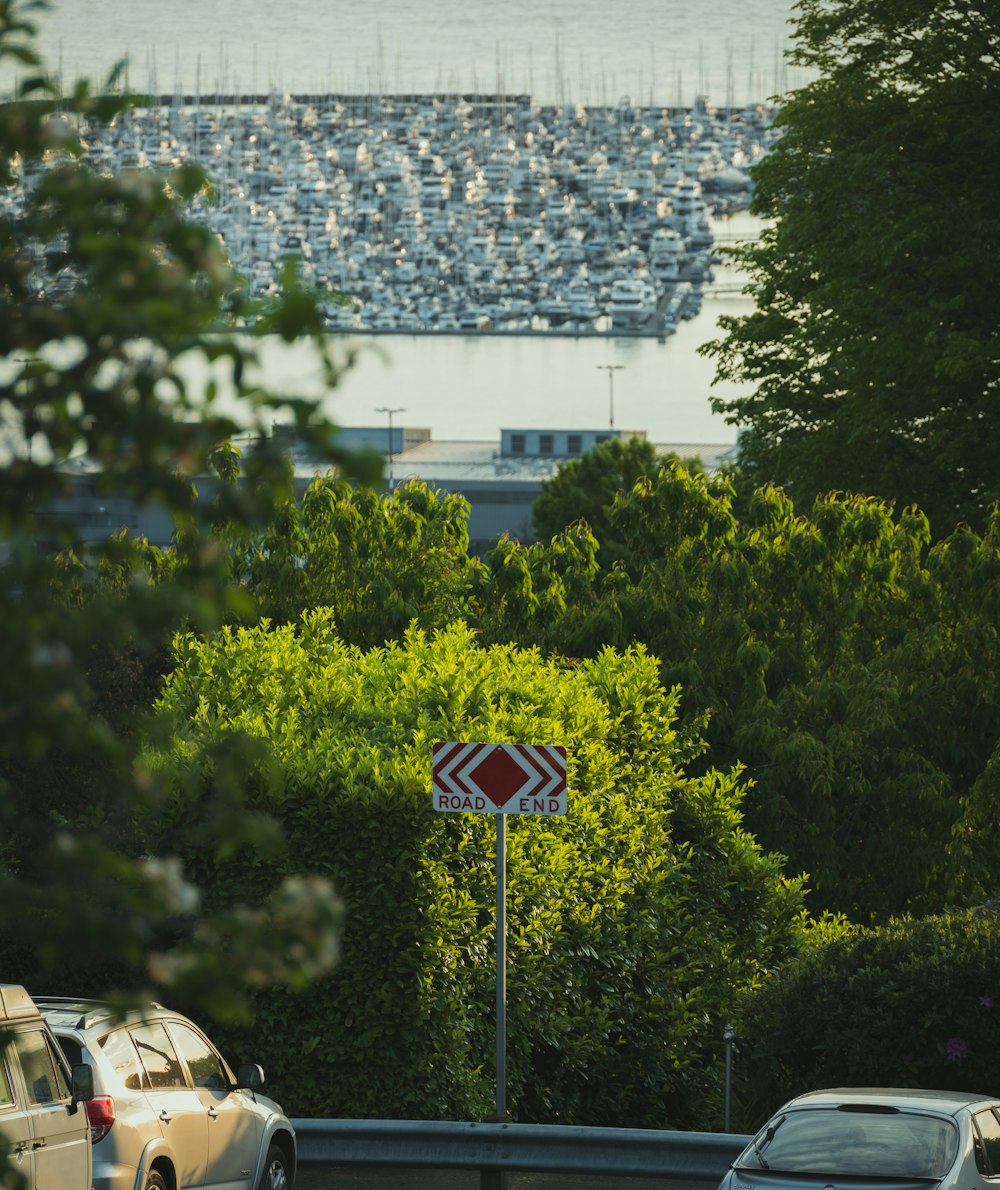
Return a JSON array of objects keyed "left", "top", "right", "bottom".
[
  {"left": 480, "top": 813, "right": 509, "bottom": 1190},
  {"left": 495, "top": 811, "right": 507, "bottom": 1122},
  {"left": 431, "top": 739, "right": 567, "bottom": 1190}
]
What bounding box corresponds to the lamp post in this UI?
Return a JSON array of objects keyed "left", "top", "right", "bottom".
[
  {"left": 596, "top": 364, "right": 624, "bottom": 429},
  {"left": 375, "top": 405, "right": 405, "bottom": 489}
]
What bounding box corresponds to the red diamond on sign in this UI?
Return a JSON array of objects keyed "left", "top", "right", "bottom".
[
  {"left": 469, "top": 747, "right": 532, "bottom": 808},
  {"left": 432, "top": 742, "right": 567, "bottom": 816}
]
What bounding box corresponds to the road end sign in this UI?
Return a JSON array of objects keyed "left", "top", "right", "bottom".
[{"left": 433, "top": 742, "right": 567, "bottom": 816}]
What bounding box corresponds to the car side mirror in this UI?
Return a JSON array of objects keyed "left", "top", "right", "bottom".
[
  {"left": 236, "top": 1063, "right": 265, "bottom": 1092},
  {"left": 71, "top": 1063, "right": 94, "bottom": 1111}
]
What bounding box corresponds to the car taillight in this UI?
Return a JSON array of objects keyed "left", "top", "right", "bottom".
[{"left": 85, "top": 1096, "right": 115, "bottom": 1144}]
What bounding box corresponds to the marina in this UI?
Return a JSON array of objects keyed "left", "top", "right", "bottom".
[{"left": 41, "top": 90, "right": 775, "bottom": 338}]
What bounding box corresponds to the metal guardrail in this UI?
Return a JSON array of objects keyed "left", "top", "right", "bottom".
[{"left": 292, "top": 1118, "right": 750, "bottom": 1180}]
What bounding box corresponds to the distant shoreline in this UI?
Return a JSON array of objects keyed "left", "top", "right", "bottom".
[{"left": 111, "top": 92, "right": 778, "bottom": 122}]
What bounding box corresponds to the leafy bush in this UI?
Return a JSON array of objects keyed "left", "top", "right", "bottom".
[
  {"left": 236, "top": 478, "right": 483, "bottom": 642},
  {"left": 732, "top": 909, "right": 1000, "bottom": 1130},
  {"left": 144, "top": 615, "right": 816, "bottom": 1126}
]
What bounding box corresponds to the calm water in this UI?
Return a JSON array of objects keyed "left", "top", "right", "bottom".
[
  {"left": 23, "top": 0, "right": 806, "bottom": 105},
  {"left": 228, "top": 279, "right": 752, "bottom": 447},
  {"left": 12, "top": 1, "right": 793, "bottom": 445}
]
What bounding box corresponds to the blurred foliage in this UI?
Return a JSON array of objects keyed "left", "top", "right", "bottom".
[{"left": 0, "top": 0, "right": 359, "bottom": 1080}]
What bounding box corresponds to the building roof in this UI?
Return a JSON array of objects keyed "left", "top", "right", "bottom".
[{"left": 385, "top": 435, "right": 738, "bottom": 487}]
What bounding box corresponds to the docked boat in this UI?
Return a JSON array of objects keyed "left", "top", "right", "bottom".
[
  {"left": 609, "top": 278, "right": 657, "bottom": 329},
  {"left": 670, "top": 175, "right": 705, "bottom": 218},
  {"left": 648, "top": 227, "right": 687, "bottom": 285},
  {"left": 565, "top": 278, "right": 601, "bottom": 322},
  {"left": 535, "top": 292, "right": 575, "bottom": 326},
  {"left": 458, "top": 307, "right": 492, "bottom": 331}
]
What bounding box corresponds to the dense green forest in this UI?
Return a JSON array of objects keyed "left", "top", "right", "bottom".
[{"left": 236, "top": 467, "right": 1000, "bottom": 924}]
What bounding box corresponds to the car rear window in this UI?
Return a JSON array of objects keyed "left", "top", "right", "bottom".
[
  {"left": 129, "top": 1021, "right": 186, "bottom": 1089},
  {"left": 99, "top": 1027, "right": 148, "bottom": 1091},
  {"left": 738, "top": 1107, "right": 959, "bottom": 1178}
]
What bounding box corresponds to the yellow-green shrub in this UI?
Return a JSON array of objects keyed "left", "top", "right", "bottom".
[{"left": 145, "top": 614, "right": 814, "bottom": 1126}]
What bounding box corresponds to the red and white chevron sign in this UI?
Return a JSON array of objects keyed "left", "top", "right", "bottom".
[{"left": 432, "top": 742, "right": 568, "bottom": 815}]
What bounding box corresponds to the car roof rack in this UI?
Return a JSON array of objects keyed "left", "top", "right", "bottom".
[{"left": 33, "top": 996, "right": 166, "bottom": 1031}]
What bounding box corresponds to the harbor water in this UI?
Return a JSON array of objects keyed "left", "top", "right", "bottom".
[{"left": 211, "top": 249, "right": 755, "bottom": 447}]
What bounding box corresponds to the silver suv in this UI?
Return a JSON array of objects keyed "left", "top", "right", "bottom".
[
  {"left": 37, "top": 997, "right": 295, "bottom": 1190},
  {"left": 0, "top": 983, "right": 94, "bottom": 1190}
]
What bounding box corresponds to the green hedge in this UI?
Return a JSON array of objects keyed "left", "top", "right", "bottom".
[
  {"left": 732, "top": 909, "right": 1000, "bottom": 1129},
  {"left": 143, "top": 614, "right": 814, "bottom": 1127}
]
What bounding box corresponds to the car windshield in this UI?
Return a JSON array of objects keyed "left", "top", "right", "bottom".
[{"left": 738, "top": 1107, "right": 959, "bottom": 1178}]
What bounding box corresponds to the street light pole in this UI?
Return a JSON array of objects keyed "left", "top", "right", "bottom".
[
  {"left": 375, "top": 405, "right": 405, "bottom": 489},
  {"left": 596, "top": 364, "right": 624, "bottom": 430}
]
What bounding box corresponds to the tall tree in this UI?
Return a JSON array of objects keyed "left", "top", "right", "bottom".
[
  {"left": 531, "top": 437, "right": 698, "bottom": 566},
  {"left": 494, "top": 464, "right": 1000, "bottom": 920},
  {"left": 701, "top": 0, "right": 1000, "bottom": 530},
  {"left": 601, "top": 469, "right": 1000, "bottom": 920}
]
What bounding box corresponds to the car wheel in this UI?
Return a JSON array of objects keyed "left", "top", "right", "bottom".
[
  {"left": 259, "top": 1143, "right": 290, "bottom": 1190},
  {"left": 144, "top": 1173, "right": 168, "bottom": 1190}
]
